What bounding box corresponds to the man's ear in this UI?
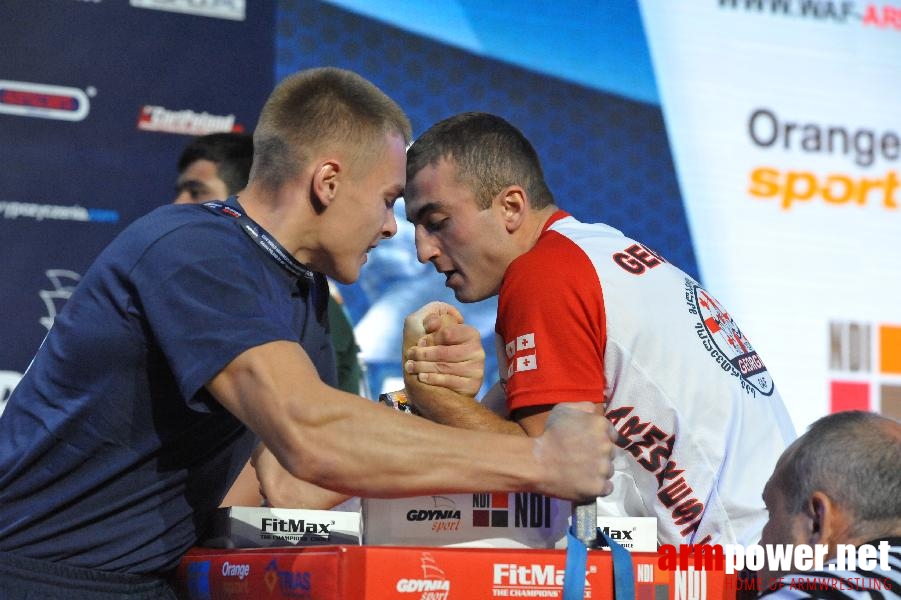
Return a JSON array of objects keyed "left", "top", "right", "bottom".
[
  {"left": 805, "top": 491, "right": 850, "bottom": 547},
  {"left": 498, "top": 186, "right": 527, "bottom": 233},
  {"left": 311, "top": 160, "right": 340, "bottom": 211},
  {"left": 803, "top": 493, "right": 826, "bottom": 545}
]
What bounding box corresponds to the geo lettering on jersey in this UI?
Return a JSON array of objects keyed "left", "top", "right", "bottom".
[{"left": 516, "top": 333, "right": 535, "bottom": 351}]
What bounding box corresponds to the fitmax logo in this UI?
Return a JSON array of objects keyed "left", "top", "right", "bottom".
[
  {"left": 493, "top": 563, "right": 593, "bottom": 588},
  {"left": 601, "top": 526, "right": 635, "bottom": 541},
  {"left": 260, "top": 518, "right": 330, "bottom": 536}
]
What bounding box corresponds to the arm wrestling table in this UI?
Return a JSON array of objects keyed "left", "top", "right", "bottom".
[{"left": 176, "top": 544, "right": 739, "bottom": 599}]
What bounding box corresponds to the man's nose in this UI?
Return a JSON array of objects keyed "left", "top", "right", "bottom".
[
  {"left": 382, "top": 208, "right": 398, "bottom": 239},
  {"left": 414, "top": 226, "right": 439, "bottom": 264}
]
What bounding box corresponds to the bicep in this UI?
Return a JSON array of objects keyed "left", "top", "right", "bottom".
[{"left": 206, "top": 340, "right": 327, "bottom": 450}]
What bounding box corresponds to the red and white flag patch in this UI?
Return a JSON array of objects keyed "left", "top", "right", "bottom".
[
  {"left": 516, "top": 354, "right": 537, "bottom": 372},
  {"left": 516, "top": 333, "right": 535, "bottom": 351},
  {"left": 506, "top": 332, "right": 538, "bottom": 377}
]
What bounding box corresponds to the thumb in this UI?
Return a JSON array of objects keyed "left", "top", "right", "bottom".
[{"left": 422, "top": 309, "right": 463, "bottom": 334}]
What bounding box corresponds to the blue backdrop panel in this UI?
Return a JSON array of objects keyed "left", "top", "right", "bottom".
[
  {"left": 276, "top": 0, "right": 696, "bottom": 394},
  {"left": 0, "top": 1, "right": 275, "bottom": 381}
]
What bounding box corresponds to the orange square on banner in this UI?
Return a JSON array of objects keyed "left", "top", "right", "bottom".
[{"left": 880, "top": 325, "right": 901, "bottom": 374}]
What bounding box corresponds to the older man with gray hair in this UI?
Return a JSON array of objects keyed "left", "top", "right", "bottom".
[{"left": 757, "top": 410, "right": 901, "bottom": 598}]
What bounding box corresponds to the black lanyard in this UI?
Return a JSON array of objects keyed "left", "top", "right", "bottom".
[{"left": 202, "top": 199, "right": 315, "bottom": 290}]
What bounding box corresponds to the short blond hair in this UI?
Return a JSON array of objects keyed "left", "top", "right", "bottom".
[{"left": 250, "top": 67, "right": 412, "bottom": 188}]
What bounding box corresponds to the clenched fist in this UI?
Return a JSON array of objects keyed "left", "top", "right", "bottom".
[{"left": 402, "top": 301, "right": 485, "bottom": 398}]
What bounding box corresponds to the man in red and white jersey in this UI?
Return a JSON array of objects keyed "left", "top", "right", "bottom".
[{"left": 402, "top": 112, "right": 796, "bottom": 546}]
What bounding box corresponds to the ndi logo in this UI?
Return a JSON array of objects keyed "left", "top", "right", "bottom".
[
  {"left": 828, "top": 320, "right": 901, "bottom": 415},
  {"left": 473, "top": 492, "right": 509, "bottom": 527},
  {"left": 675, "top": 567, "right": 707, "bottom": 600},
  {"left": 472, "top": 493, "right": 552, "bottom": 528}
]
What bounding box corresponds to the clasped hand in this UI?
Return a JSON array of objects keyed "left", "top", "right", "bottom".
[{"left": 402, "top": 301, "right": 485, "bottom": 398}]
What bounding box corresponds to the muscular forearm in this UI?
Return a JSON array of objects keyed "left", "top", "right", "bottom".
[
  {"left": 249, "top": 444, "right": 351, "bottom": 509},
  {"left": 212, "top": 342, "right": 544, "bottom": 498},
  {"left": 288, "top": 388, "right": 543, "bottom": 498},
  {"left": 404, "top": 373, "right": 525, "bottom": 436},
  {"left": 212, "top": 341, "right": 612, "bottom": 502}
]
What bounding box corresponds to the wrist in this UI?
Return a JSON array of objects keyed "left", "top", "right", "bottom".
[
  {"left": 528, "top": 433, "right": 556, "bottom": 497},
  {"left": 525, "top": 435, "right": 550, "bottom": 495}
]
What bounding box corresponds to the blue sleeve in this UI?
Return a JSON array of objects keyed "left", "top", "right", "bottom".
[{"left": 130, "top": 222, "right": 300, "bottom": 406}]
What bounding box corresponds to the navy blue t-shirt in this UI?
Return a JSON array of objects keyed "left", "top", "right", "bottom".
[{"left": 0, "top": 199, "right": 336, "bottom": 574}]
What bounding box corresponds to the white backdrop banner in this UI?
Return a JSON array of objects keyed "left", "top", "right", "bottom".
[{"left": 639, "top": 0, "right": 901, "bottom": 429}]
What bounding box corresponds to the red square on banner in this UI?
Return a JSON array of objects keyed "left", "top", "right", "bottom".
[
  {"left": 830, "top": 381, "right": 870, "bottom": 412},
  {"left": 491, "top": 492, "right": 509, "bottom": 508}
]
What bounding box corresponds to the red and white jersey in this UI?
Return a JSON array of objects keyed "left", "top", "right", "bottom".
[{"left": 496, "top": 211, "right": 796, "bottom": 546}]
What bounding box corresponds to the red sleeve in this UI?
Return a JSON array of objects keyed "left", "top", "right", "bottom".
[{"left": 496, "top": 230, "right": 607, "bottom": 413}]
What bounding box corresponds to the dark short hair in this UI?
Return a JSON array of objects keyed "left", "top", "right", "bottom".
[
  {"left": 774, "top": 410, "right": 901, "bottom": 533},
  {"left": 250, "top": 67, "right": 412, "bottom": 190},
  {"left": 406, "top": 112, "right": 555, "bottom": 210},
  {"left": 177, "top": 132, "right": 254, "bottom": 195}
]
